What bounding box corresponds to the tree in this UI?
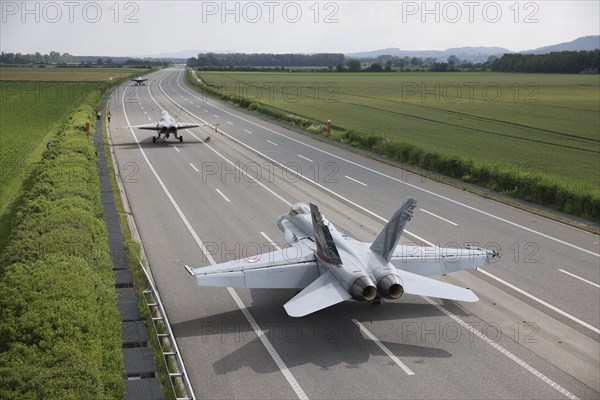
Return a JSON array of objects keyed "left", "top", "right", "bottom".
[
  {"left": 410, "top": 57, "right": 423, "bottom": 66},
  {"left": 346, "top": 58, "right": 361, "bottom": 72},
  {"left": 369, "top": 63, "right": 383, "bottom": 72},
  {"left": 487, "top": 55, "right": 498, "bottom": 64},
  {"left": 447, "top": 55, "right": 460, "bottom": 66},
  {"left": 96, "top": 58, "right": 104, "bottom": 65}
]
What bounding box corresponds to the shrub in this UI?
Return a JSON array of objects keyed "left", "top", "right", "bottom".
[{"left": 0, "top": 97, "right": 124, "bottom": 399}]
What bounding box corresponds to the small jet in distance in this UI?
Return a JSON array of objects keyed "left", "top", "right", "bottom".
[
  {"left": 131, "top": 110, "right": 200, "bottom": 143},
  {"left": 186, "top": 199, "right": 499, "bottom": 317},
  {"left": 131, "top": 76, "right": 149, "bottom": 86}
]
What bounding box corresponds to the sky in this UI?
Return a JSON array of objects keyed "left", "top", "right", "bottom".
[{"left": 1, "top": 1, "right": 599, "bottom": 56}]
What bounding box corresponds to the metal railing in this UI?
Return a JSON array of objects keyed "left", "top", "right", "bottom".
[{"left": 139, "top": 263, "right": 196, "bottom": 400}]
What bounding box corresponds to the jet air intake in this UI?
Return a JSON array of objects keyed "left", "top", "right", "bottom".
[
  {"left": 377, "top": 273, "right": 404, "bottom": 299},
  {"left": 350, "top": 276, "right": 377, "bottom": 301}
]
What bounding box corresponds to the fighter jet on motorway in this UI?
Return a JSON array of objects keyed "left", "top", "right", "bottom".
[
  {"left": 131, "top": 110, "right": 199, "bottom": 143},
  {"left": 131, "top": 76, "right": 149, "bottom": 86},
  {"left": 185, "top": 199, "right": 499, "bottom": 317}
]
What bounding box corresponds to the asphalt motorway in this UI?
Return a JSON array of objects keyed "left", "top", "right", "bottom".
[{"left": 107, "top": 68, "right": 599, "bottom": 399}]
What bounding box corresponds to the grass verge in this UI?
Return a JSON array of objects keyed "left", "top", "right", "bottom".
[{"left": 0, "top": 90, "right": 124, "bottom": 399}]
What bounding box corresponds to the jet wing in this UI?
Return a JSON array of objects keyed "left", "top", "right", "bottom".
[
  {"left": 128, "top": 123, "right": 161, "bottom": 130},
  {"left": 185, "top": 240, "right": 319, "bottom": 289},
  {"left": 176, "top": 123, "right": 200, "bottom": 130},
  {"left": 388, "top": 245, "right": 497, "bottom": 276}
]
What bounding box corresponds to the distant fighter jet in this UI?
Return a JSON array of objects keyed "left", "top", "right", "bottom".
[
  {"left": 131, "top": 76, "right": 149, "bottom": 86},
  {"left": 186, "top": 199, "right": 499, "bottom": 317},
  {"left": 131, "top": 110, "right": 199, "bottom": 143}
]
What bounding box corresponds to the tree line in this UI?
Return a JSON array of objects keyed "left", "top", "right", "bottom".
[
  {"left": 188, "top": 52, "right": 345, "bottom": 67},
  {"left": 491, "top": 50, "right": 599, "bottom": 73},
  {"left": 1, "top": 51, "right": 77, "bottom": 64}
]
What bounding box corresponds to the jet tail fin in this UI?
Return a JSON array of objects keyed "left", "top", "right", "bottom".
[
  {"left": 370, "top": 198, "right": 417, "bottom": 261},
  {"left": 309, "top": 203, "right": 342, "bottom": 265}
]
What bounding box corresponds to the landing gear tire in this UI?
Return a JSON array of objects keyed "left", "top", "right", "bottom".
[
  {"left": 152, "top": 136, "right": 157, "bottom": 143},
  {"left": 179, "top": 136, "right": 183, "bottom": 143}
]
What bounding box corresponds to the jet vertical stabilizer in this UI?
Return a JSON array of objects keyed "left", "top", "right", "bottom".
[
  {"left": 310, "top": 203, "right": 343, "bottom": 265},
  {"left": 370, "top": 198, "right": 417, "bottom": 261}
]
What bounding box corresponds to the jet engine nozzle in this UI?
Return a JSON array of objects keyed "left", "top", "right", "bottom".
[
  {"left": 377, "top": 274, "right": 404, "bottom": 299},
  {"left": 350, "top": 276, "right": 378, "bottom": 301}
]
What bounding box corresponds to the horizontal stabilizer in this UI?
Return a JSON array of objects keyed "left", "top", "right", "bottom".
[
  {"left": 397, "top": 269, "right": 478, "bottom": 302},
  {"left": 284, "top": 271, "right": 351, "bottom": 317}
]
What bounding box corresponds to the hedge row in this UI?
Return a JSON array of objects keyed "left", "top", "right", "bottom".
[
  {"left": 189, "top": 69, "right": 600, "bottom": 222},
  {"left": 0, "top": 94, "right": 124, "bottom": 399}
]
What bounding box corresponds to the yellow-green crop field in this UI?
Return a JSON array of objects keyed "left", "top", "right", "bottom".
[
  {"left": 199, "top": 72, "right": 600, "bottom": 190},
  {"left": 0, "top": 66, "right": 142, "bottom": 81}
]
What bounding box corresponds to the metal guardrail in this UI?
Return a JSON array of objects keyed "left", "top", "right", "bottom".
[{"left": 139, "top": 263, "right": 196, "bottom": 400}]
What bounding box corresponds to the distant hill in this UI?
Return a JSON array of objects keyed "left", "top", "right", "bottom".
[
  {"left": 347, "top": 46, "right": 511, "bottom": 62},
  {"left": 347, "top": 36, "right": 600, "bottom": 62},
  {"left": 521, "top": 35, "right": 600, "bottom": 54}
]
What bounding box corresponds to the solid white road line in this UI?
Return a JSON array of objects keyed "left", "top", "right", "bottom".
[
  {"left": 173, "top": 146, "right": 180, "bottom": 153},
  {"left": 260, "top": 232, "right": 282, "bottom": 250},
  {"left": 228, "top": 288, "right": 309, "bottom": 400},
  {"left": 558, "top": 269, "right": 600, "bottom": 289},
  {"left": 423, "top": 297, "right": 580, "bottom": 400},
  {"left": 227, "top": 121, "right": 234, "bottom": 125},
  {"left": 420, "top": 209, "right": 458, "bottom": 226},
  {"left": 121, "top": 80, "right": 307, "bottom": 400},
  {"left": 345, "top": 176, "right": 367, "bottom": 187},
  {"left": 175, "top": 76, "right": 599, "bottom": 258},
  {"left": 215, "top": 189, "right": 231, "bottom": 202},
  {"left": 267, "top": 140, "right": 278, "bottom": 146},
  {"left": 244, "top": 129, "right": 253, "bottom": 134},
  {"left": 352, "top": 319, "right": 414, "bottom": 376},
  {"left": 298, "top": 155, "right": 313, "bottom": 162},
  {"left": 189, "top": 163, "right": 199, "bottom": 172},
  {"left": 479, "top": 269, "right": 600, "bottom": 334}
]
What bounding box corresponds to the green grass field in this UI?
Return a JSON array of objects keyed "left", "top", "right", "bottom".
[
  {"left": 0, "top": 81, "right": 100, "bottom": 207},
  {"left": 0, "top": 66, "right": 142, "bottom": 81},
  {"left": 199, "top": 72, "right": 600, "bottom": 190}
]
